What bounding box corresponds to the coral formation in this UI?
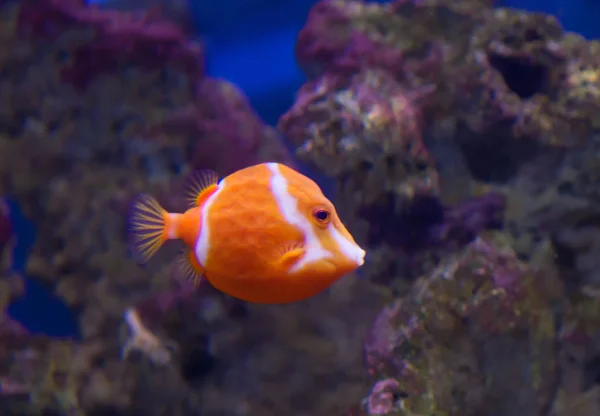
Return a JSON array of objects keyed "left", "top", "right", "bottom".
[
  {"left": 5, "top": 0, "right": 600, "bottom": 414},
  {"left": 279, "top": 0, "right": 600, "bottom": 414},
  {"left": 361, "top": 236, "right": 562, "bottom": 415},
  {"left": 0, "top": 0, "right": 353, "bottom": 414}
]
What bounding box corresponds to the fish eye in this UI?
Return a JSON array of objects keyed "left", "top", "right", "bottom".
[{"left": 313, "top": 208, "right": 330, "bottom": 224}]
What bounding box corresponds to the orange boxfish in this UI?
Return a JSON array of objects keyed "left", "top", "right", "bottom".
[{"left": 128, "top": 162, "right": 366, "bottom": 304}]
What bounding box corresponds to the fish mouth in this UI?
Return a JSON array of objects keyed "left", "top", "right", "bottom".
[
  {"left": 306, "top": 245, "right": 365, "bottom": 272},
  {"left": 347, "top": 245, "right": 366, "bottom": 267}
]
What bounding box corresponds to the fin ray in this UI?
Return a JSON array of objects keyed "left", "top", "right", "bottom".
[
  {"left": 129, "top": 194, "right": 168, "bottom": 264},
  {"left": 184, "top": 169, "right": 219, "bottom": 208},
  {"left": 276, "top": 242, "right": 306, "bottom": 269},
  {"left": 175, "top": 248, "right": 205, "bottom": 286}
]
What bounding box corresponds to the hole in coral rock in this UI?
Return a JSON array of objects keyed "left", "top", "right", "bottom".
[
  {"left": 584, "top": 355, "right": 600, "bottom": 389},
  {"left": 359, "top": 193, "right": 444, "bottom": 251},
  {"left": 359, "top": 160, "right": 375, "bottom": 172},
  {"left": 179, "top": 335, "right": 218, "bottom": 383},
  {"left": 502, "top": 35, "right": 519, "bottom": 47},
  {"left": 384, "top": 155, "right": 395, "bottom": 171},
  {"left": 550, "top": 234, "right": 576, "bottom": 269},
  {"left": 459, "top": 134, "right": 539, "bottom": 183},
  {"left": 550, "top": 230, "right": 584, "bottom": 295},
  {"left": 524, "top": 29, "right": 542, "bottom": 42},
  {"left": 393, "top": 390, "right": 409, "bottom": 400},
  {"left": 557, "top": 181, "right": 574, "bottom": 194},
  {"left": 488, "top": 52, "right": 549, "bottom": 99}
]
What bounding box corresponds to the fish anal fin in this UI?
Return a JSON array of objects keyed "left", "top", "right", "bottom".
[
  {"left": 175, "top": 248, "right": 205, "bottom": 286},
  {"left": 276, "top": 242, "right": 306, "bottom": 270},
  {"left": 184, "top": 169, "right": 219, "bottom": 209}
]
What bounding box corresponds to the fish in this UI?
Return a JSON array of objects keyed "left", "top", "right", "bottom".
[{"left": 128, "top": 162, "right": 366, "bottom": 304}]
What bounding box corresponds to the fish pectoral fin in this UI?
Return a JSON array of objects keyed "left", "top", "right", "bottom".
[
  {"left": 276, "top": 243, "right": 306, "bottom": 269},
  {"left": 183, "top": 169, "right": 220, "bottom": 208},
  {"left": 128, "top": 194, "right": 169, "bottom": 265},
  {"left": 175, "top": 248, "right": 205, "bottom": 286}
]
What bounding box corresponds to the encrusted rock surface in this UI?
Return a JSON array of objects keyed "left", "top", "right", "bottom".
[{"left": 280, "top": 0, "right": 600, "bottom": 415}]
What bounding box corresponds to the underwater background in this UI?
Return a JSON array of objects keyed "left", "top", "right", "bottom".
[{"left": 3, "top": 0, "right": 600, "bottom": 414}]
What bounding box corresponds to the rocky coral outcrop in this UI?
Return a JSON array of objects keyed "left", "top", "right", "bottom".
[{"left": 281, "top": 0, "right": 600, "bottom": 414}]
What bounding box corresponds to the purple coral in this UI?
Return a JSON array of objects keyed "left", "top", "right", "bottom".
[
  {"left": 360, "top": 191, "right": 506, "bottom": 254},
  {"left": 361, "top": 237, "right": 560, "bottom": 414},
  {"left": 154, "top": 78, "right": 295, "bottom": 176},
  {"left": 17, "top": 0, "right": 204, "bottom": 89},
  {"left": 296, "top": 0, "right": 442, "bottom": 81},
  {"left": 366, "top": 378, "right": 402, "bottom": 415},
  {"left": 279, "top": 69, "right": 435, "bottom": 178},
  {"left": 14, "top": 0, "right": 292, "bottom": 177},
  {"left": 430, "top": 192, "right": 506, "bottom": 248},
  {"left": 363, "top": 301, "right": 403, "bottom": 377},
  {"left": 0, "top": 0, "right": 296, "bottom": 412}
]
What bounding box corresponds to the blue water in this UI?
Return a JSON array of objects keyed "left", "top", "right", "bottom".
[
  {"left": 7, "top": 0, "right": 600, "bottom": 338},
  {"left": 5, "top": 199, "right": 79, "bottom": 337}
]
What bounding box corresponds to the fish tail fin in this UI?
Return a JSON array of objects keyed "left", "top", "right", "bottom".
[{"left": 128, "top": 194, "right": 174, "bottom": 264}]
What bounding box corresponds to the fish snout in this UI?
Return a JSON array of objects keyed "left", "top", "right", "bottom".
[
  {"left": 339, "top": 241, "right": 365, "bottom": 270},
  {"left": 328, "top": 225, "right": 366, "bottom": 269},
  {"left": 351, "top": 245, "right": 366, "bottom": 267}
]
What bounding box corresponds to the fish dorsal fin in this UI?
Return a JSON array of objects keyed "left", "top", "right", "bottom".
[
  {"left": 175, "top": 248, "right": 205, "bottom": 286},
  {"left": 183, "top": 169, "right": 219, "bottom": 209}
]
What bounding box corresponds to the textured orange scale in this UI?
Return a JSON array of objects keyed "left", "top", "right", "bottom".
[
  {"left": 192, "top": 163, "right": 363, "bottom": 303},
  {"left": 202, "top": 164, "right": 308, "bottom": 303}
]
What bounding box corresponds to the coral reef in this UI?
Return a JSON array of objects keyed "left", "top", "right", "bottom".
[
  {"left": 279, "top": 0, "right": 600, "bottom": 414},
  {"left": 5, "top": 0, "right": 600, "bottom": 414},
  {"left": 283, "top": 0, "right": 600, "bottom": 193},
  {"left": 360, "top": 236, "right": 562, "bottom": 415},
  {"left": 0, "top": 0, "right": 365, "bottom": 415}
]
